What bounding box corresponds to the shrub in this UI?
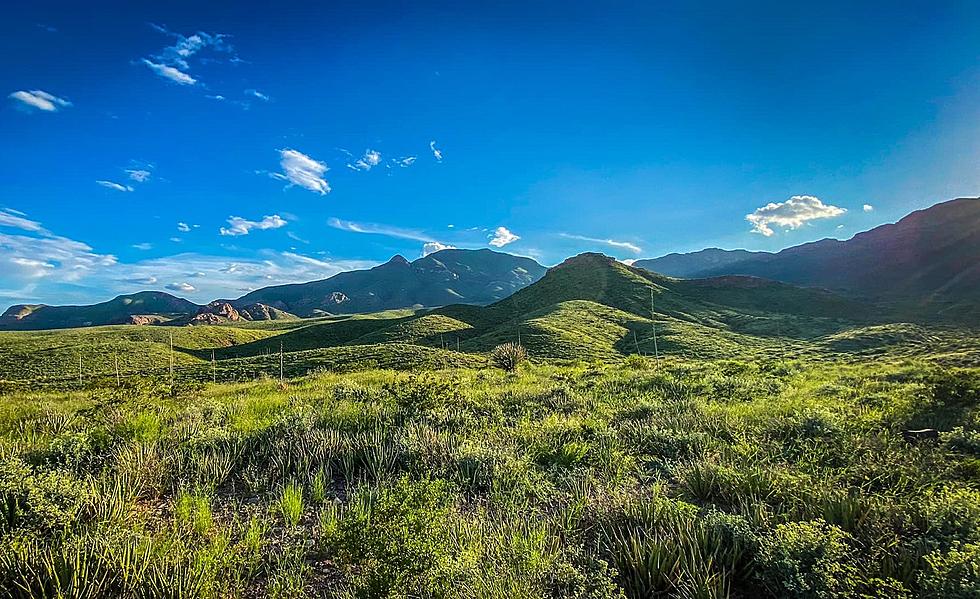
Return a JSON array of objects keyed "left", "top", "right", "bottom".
[
  {"left": 386, "top": 374, "right": 461, "bottom": 414},
  {"left": 0, "top": 457, "right": 88, "bottom": 534},
  {"left": 919, "top": 543, "right": 980, "bottom": 599},
  {"left": 490, "top": 343, "right": 527, "bottom": 372},
  {"left": 323, "top": 477, "right": 456, "bottom": 597},
  {"left": 757, "top": 520, "right": 859, "bottom": 598}
]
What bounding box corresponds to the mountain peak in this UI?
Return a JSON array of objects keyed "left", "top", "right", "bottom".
[
  {"left": 555, "top": 252, "right": 619, "bottom": 269},
  {"left": 385, "top": 254, "right": 410, "bottom": 266}
]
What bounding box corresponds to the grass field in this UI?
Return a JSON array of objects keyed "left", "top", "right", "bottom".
[{"left": 0, "top": 354, "right": 978, "bottom": 598}]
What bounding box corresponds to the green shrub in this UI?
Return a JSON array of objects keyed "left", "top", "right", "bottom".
[
  {"left": 386, "top": 374, "right": 461, "bottom": 414},
  {"left": 324, "top": 476, "right": 456, "bottom": 597},
  {"left": 490, "top": 343, "right": 527, "bottom": 372},
  {"left": 0, "top": 457, "right": 87, "bottom": 534},
  {"left": 757, "top": 520, "right": 859, "bottom": 598},
  {"left": 919, "top": 543, "right": 980, "bottom": 599}
]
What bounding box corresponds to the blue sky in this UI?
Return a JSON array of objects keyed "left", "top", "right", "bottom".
[{"left": 2, "top": 1, "right": 979, "bottom": 305}]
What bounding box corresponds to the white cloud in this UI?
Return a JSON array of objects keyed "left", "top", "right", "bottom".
[
  {"left": 488, "top": 226, "right": 519, "bottom": 248},
  {"left": 246, "top": 89, "right": 270, "bottom": 101},
  {"left": 0, "top": 209, "right": 45, "bottom": 233},
  {"left": 422, "top": 241, "right": 456, "bottom": 256},
  {"left": 272, "top": 149, "right": 330, "bottom": 194},
  {"left": 863, "top": 204, "right": 874, "bottom": 212},
  {"left": 132, "top": 243, "right": 153, "bottom": 250},
  {"left": 0, "top": 212, "right": 377, "bottom": 306},
  {"left": 429, "top": 140, "right": 443, "bottom": 162},
  {"left": 746, "top": 195, "right": 846, "bottom": 237},
  {"left": 165, "top": 282, "right": 196, "bottom": 293},
  {"left": 8, "top": 90, "right": 72, "bottom": 112},
  {"left": 220, "top": 214, "right": 288, "bottom": 236},
  {"left": 177, "top": 222, "right": 191, "bottom": 232},
  {"left": 328, "top": 217, "right": 436, "bottom": 243},
  {"left": 126, "top": 169, "right": 152, "bottom": 183},
  {"left": 347, "top": 149, "right": 382, "bottom": 171},
  {"left": 96, "top": 180, "right": 134, "bottom": 192},
  {"left": 126, "top": 276, "right": 157, "bottom": 285},
  {"left": 145, "top": 25, "right": 234, "bottom": 74},
  {"left": 141, "top": 59, "right": 197, "bottom": 85},
  {"left": 0, "top": 230, "right": 116, "bottom": 285},
  {"left": 392, "top": 156, "right": 417, "bottom": 168},
  {"left": 559, "top": 233, "right": 642, "bottom": 253}
]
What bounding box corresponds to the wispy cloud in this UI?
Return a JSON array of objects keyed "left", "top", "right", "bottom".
[
  {"left": 126, "top": 169, "right": 152, "bottom": 183},
  {"left": 429, "top": 140, "right": 443, "bottom": 162},
  {"left": 132, "top": 243, "right": 153, "bottom": 251},
  {"left": 0, "top": 212, "right": 117, "bottom": 286},
  {"left": 746, "top": 195, "right": 846, "bottom": 237},
  {"left": 8, "top": 90, "right": 72, "bottom": 112},
  {"left": 141, "top": 59, "right": 197, "bottom": 85},
  {"left": 488, "top": 226, "right": 519, "bottom": 248},
  {"left": 141, "top": 25, "right": 235, "bottom": 88},
  {"left": 347, "top": 149, "right": 382, "bottom": 172},
  {"left": 271, "top": 149, "right": 330, "bottom": 194},
  {"left": 0, "top": 209, "right": 46, "bottom": 233},
  {"left": 863, "top": 204, "right": 874, "bottom": 212},
  {"left": 177, "top": 222, "right": 191, "bottom": 232},
  {"left": 0, "top": 210, "right": 378, "bottom": 305},
  {"left": 96, "top": 180, "right": 134, "bottom": 192},
  {"left": 391, "top": 156, "right": 417, "bottom": 168},
  {"left": 219, "top": 214, "right": 287, "bottom": 236},
  {"left": 245, "top": 88, "right": 270, "bottom": 101},
  {"left": 165, "top": 282, "right": 196, "bottom": 293},
  {"left": 328, "top": 217, "right": 435, "bottom": 243},
  {"left": 559, "top": 233, "right": 642, "bottom": 253}
]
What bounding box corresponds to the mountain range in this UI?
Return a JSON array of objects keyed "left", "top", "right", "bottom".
[
  {"left": 0, "top": 249, "right": 547, "bottom": 330},
  {"left": 634, "top": 197, "right": 979, "bottom": 320},
  {"left": 203, "top": 251, "right": 873, "bottom": 364},
  {"left": 1, "top": 198, "right": 976, "bottom": 331}
]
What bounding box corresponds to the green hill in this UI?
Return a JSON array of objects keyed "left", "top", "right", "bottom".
[{"left": 0, "top": 324, "right": 274, "bottom": 383}]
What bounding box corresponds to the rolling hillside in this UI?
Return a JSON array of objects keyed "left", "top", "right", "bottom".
[{"left": 203, "top": 252, "right": 874, "bottom": 363}]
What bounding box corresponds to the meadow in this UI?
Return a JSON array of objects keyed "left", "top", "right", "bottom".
[{"left": 1, "top": 351, "right": 978, "bottom": 598}]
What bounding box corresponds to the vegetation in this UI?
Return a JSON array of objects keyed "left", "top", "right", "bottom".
[
  {"left": 0, "top": 355, "right": 977, "bottom": 597},
  {"left": 489, "top": 342, "right": 527, "bottom": 371}
]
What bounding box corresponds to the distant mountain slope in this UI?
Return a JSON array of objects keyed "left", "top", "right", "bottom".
[
  {"left": 0, "top": 291, "right": 200, "bottom": 331},
  {"left": 634, "top": 248, "right": 766, "bottom": 278},
  {"left": 233, "top": 248, "right": 546, "bottom": 317},
  {"left": 635, "top": 198, "right": 980, "bottom": 319}
]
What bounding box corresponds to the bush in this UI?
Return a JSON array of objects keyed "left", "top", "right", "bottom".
[
  {"left": 0, "top": 457, "right": 88, "bottom": 534},
  {"left": 490, "top": 343, "right": 527, "bottom": 372},
  {"left": 323, "top": 477, "right": 456, "bottom": 597},
  {"left": 757, "top": 520, "right": 859, "bottom": 598},
  {"left": 919, "top": 542, "right": 980, "bottom": 599},
  {"left": 386, "top": 374, "right": 462, "bottom": 415}
]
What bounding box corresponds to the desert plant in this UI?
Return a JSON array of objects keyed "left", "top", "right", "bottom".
[{"left": 490, "top": 342, "right": 528, "bottom": 372}]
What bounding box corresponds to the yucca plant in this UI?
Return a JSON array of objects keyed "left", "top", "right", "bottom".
[{"left": 490, "top": 343, "right": 528, "bottom": 372}]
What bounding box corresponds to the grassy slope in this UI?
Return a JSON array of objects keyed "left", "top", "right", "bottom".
[{"left": 0, "top": 325, "right": 274, "bottom": 382}]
